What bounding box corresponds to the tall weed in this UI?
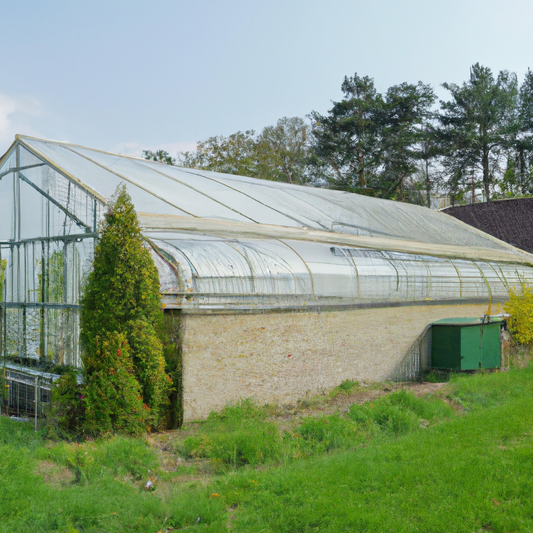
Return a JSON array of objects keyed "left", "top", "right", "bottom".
[
  {"left": 291, "top": 413, "right": 362, "bottom": 455},
  {"left": 0, "top": 417, "right": 44, "bottom": 451},
  {"left": 37, "top": 436, "right": 158, "bottom": 483},
  {"left": 180, "top": 400, "right": 284, "bottom": 467},
  {"left": 447, "top": 364, "right": 533, "bottom": 410},
  {"left": 347, "top": 390, "right": 453, "bottom": 436}
]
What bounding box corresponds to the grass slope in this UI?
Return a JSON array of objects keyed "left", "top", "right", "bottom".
[
  {"left": 228, "top": 398, "right": 533, "bottom": 532},
  {"left": 0, "top": 367, "right": 532, "bottom": 532}
]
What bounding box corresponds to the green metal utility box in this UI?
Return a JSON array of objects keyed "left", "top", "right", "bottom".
[{"left": 431, "top": 317, "right": 503, "bottom": 370}]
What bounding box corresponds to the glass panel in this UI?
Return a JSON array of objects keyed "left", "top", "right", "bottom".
[
  {"left": 182, "top": 168, "right": 333, "bottom": 230},
  {"left": 0, "top": 172, "right": 14, "bottom": 241},
  {"left": 20, "top": 138, "right": 524, "bottom": 252},
  {"left": 45, "top": 308, "right": 80, "bottom": 366},
  {"left": 18, "top": 145, "right": 43, "bottom": 168},
  {"left": 148, "top": 233, "right": 533, "bottom": 308},
  {"left": 4, "top": 307, "right": 23, "bottom": 357}
]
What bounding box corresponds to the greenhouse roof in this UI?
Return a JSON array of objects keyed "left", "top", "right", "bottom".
[
  {"left": 3, "top": 134, "right": 533, "bottom": 313},
  {"left": 1, "top": 134, "right": 531, "bottom": 266}
]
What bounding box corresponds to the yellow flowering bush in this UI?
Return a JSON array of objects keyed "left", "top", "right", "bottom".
[{"left": 504, "top": 283, "right": 533, "bottom": 345}]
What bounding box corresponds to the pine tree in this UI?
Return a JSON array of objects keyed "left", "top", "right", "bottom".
[{"left": 439, "top": 64, "right": 518, "bottom": 201}]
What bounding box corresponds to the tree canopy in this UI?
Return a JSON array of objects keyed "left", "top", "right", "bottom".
[
  {"left": 150, "top": 118, "right": 312, "bottom": 184},
  {"left": 144, "top": 64, "right": 533, "bottom": 205}
]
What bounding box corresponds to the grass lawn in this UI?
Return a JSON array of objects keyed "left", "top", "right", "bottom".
[{"left": 1, "top": 366, "right": 532, "bottom": 532}]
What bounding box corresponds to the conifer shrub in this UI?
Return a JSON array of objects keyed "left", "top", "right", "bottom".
[
  {"left": 80, "top": 185, "right": 164, "bottom": 350},
  {"left": 82, "top": 332, "right": 147, "bottom": 435},
  {"left": 504, "top": 283, "right": 533, "bottom": 345},
  {"left": 126, "top": 318, "right": 170, "bottom": 427},
  {"left": 54, "top": 184, "right": 174, "bottom": 435},
  {"left": 53, "top": 369, "right": 85, "bottom": 433},
  {"left": 160, "top": 311, "right": 183, "bottom": 427}
]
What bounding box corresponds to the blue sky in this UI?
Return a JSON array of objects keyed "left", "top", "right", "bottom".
[{"left": 1, "top": 0, "right": 532, "bottom": 157}]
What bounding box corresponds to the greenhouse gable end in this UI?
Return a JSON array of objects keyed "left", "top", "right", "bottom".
[{"left": 1, "top": 135, "right": 532, "bottom": 421}]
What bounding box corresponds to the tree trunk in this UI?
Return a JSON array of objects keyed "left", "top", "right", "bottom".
[
  {"left": 285, "top": 165, "right": 292, "bottom": 184},
  {"left": 356, "top": 146, "right": 365, "bottom": 188},
  {"left": 482, "top": 145, "right": 490, "bottom": 201},
  {"left": 425, "top": 158, "right": 431, "bottom": 208},
  {"left": 519, "top": 148, "right": 526, "bottom": 191}
]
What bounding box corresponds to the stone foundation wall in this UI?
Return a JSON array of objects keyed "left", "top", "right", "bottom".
[{"left": 181, "top": 302, "right": 495, "bottom": 421}]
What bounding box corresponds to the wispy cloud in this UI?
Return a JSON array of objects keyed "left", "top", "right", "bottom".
[
  {"left": 0, "top": 93, "right": 42, "bottom": 148},
  {"left": 113, "top": 140, "right": 197, "bottom": 159}
]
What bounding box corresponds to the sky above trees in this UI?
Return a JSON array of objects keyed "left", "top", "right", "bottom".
[{"left": 1, "top": 0, "right": 533, "bottom": 157}]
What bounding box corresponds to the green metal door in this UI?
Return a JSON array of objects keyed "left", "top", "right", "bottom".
[
  {"left": 479, "top": 322, "right": 501, "bottom": 368},
  {"left": 460, "top": 326, "right": 483, "bottom": 370}
]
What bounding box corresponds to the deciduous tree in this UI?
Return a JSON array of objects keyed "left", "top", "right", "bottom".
[
  {"left": 142, "top": 149, "right": 176, "bottom": 166},
  {"left": 255, "top": 117, "right": 310, "bottom": 184},
  {"left": 177, "top": 131, "right": 257, "bottom": 176}
]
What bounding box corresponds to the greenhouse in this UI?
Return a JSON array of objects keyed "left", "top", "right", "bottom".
[{"left": 1, "top": 135, "right": 533, "bottom": 421}]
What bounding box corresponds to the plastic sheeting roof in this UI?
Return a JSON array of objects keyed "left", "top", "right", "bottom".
[{"left": 14, "top": 135, "right": 529, "bottom": 261}]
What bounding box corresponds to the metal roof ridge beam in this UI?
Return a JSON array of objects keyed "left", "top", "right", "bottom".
[{"left": 137, "top": 213, "right": 533, "bottom": 266}]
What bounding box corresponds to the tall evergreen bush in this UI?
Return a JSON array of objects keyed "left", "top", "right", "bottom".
[
  {"left": 79, "top": 184, "right": 171, "bottom": 433},
  {"left": 83, "top": 332, "right": 147, "bottom": 435}
]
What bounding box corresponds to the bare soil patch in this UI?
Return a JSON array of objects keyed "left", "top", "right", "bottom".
[{"left": 36, "top": 460, "right": 74, "bottom": 488}]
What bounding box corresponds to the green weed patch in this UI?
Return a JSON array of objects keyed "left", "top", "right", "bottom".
[
  {"left": 180, "top": 400, "right": 285, "bottom": 468},
  {"left": 347, "top": 389, "right": 453, "bottom": 436},
  {"left": 180, "top": 388, "right": 454, "bottom": 469},
  {"left": 37, "top": 436, "right": 159, "bottom": 483}
]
